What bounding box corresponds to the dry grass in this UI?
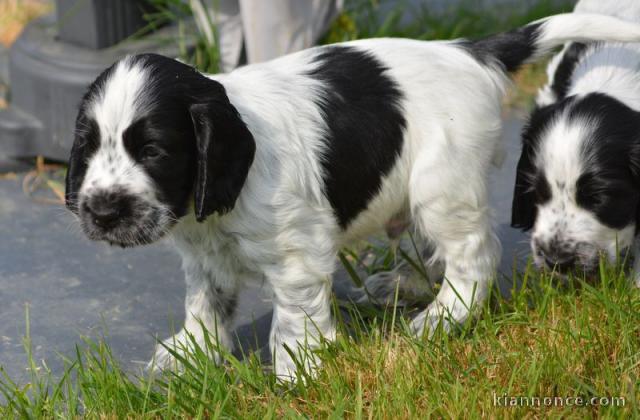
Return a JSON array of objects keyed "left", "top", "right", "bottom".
[
  {"left": 0, "top": 0, "right": 51, "bottom": 47},
  {"left": 0, "top": 0, "right": 51, "bottom": 109},
  {"left": 21, "top": 155, "right": 66, "bottom": 204},
  {"left": 506, "top": 61, "right": 550, "bottom": 112}
]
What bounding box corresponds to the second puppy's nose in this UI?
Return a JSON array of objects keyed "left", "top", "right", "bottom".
[
  {"left": 544, "top": 255, "right": 575, "bottom": 272},
  {"left": 539, "top": 241, "right": 576, "bottom": 273}
]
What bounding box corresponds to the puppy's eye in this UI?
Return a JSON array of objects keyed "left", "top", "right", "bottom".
[
  {"left": 534, "top": 175, "right": 551, "bottom": 203},
  {"left": 140, "top": 144, "right": 164, "bottom": 161}
]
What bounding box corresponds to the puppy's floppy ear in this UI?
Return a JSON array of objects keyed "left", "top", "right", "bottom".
[
  {"left": 511, "top": 140, "right": 537, "bottom": 231},
  {"left": 511, "top": 104, "right": 557, "bottom": 231},
  {"left": 511, "top": 109, "right": 550, "bottom": 231},
  {"left": 65, "top": 114, "right": 97, "bottom": 214},
  {"left": 628, "top": 130, "right": 640, "bottom": 231},
  {"left": 189, "top": 99, "right": 256, "bottom": 222},
  {"left": 65, "top": 142, "right": 84, "bottom": 214}
]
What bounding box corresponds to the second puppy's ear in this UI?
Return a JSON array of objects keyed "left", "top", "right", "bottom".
[
  {"left": 511, "top": 141, "right": 537, "bottom": 231},
  {"left": 511, "top": 109, "right": 551, "bottom": 231},
  {"left": 189, "top": 100, "right": 256, "bottom": 222},
  {"left": 627, "top": 122, "right": 640, "bottom": 233},
  {"left": 511, "top": 103, "right": 558, "bottom": 231}
]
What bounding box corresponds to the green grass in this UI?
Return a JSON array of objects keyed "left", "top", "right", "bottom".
[
  {"left": 324, "top": 0, "right": 574, "bottom": 43},
  {"left": 2, "top": 256, "right": 640, "bottom": 418}
]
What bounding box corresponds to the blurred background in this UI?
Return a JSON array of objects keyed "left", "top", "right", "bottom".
[
  {"left": 0, "top": 0, "right": 571, "bottom": 164},
  {"left": 0, "top": 0, "right": 573, "bottom": 382}
]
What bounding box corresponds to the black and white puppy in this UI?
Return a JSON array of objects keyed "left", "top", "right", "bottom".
[
  {"left": 65, "top": 12, "right": 640, "bottom": 379},
  {"left": 512, "top": 1, "right": 640, "bottom": 281}
]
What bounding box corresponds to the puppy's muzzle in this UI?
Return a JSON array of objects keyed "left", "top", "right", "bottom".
[
  {"left": 534, "top": 238, "right": 597, "bottom": 274},
  {"left": 82, "top": 190, "right": 132, "bottom": 231}
]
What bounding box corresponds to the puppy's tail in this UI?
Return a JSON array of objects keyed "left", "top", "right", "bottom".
[{"left": 466, "top": 13, "right": 640, "bottom": 73}]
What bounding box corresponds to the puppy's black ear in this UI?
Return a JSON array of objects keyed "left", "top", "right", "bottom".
[
  {"left": 511, "top": 104, "right": 557, "bottom": 231},
  {"left": 189, "top": 100, "right": 256, "bottom": 222},
  {"left": 65, "top": 115, "right": 97, "bottom": 214},
  {"left": 511, "top": 141, "right": 537, "bottom": 231},
  {"left": 629, "top": 133, "right": 640, "bottom": 231},
  {"left": 65, "top": 142, "right": 84, "bottom": 214},
  {"left": 511, "top": 108, "right": 550, "bottom": 231}
]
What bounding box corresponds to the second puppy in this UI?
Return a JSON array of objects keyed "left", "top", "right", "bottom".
[{"left": 512, "top": 0, "right": 640, "bottom": 281}]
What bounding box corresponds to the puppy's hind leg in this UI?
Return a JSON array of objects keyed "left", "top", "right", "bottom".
[{"left": 353, "top": 242, "right": 444, "bottom": 307}]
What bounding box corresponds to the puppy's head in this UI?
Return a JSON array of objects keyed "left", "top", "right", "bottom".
[
  {"left": 511, "top": 93, "right": 640, "bottom": 273},
  {"left": 65, "top": 54, "right": 255, "bottom": 247}
]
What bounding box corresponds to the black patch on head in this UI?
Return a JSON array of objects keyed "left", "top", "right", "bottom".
[
  {"left": 512, "top": 92, "right": 640, "bottom": 232},
  {"left": 67, "top": 53, "right": 255, "bottom": 231},
  {"left": 65, "top": 111, "right": 100, "bottom": 214},
  {"left": 65, "top": 62, "right": 121, "bottom": 213},
  {"left": 309, "top": 46, "right": 406, "bottom": 228},
  {"left": 122, "top": 54, "right": 232, "bottom": 221},
  {"left": 463, "top": 22, "right": 543, "bottom": 73},
  {"left": 570, "top": 93, "right": 640, "bottom": 230},
  {"left": 534, "top": 173, "right": 552, "bottom": 204},
  {"left": 126, "top": 54, "right": 255, "bottom": 222},
  {"left": 122, "top": 113, "right": 196, "bottom": 219},
  {"left": 550, "top": 42, "right": 589, "bottom": 101}
]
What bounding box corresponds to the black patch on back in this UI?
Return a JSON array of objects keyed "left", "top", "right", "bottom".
[
  {"left": 463, "top": 22, "right": 543, "bottom": 73},
  {"left": 309, "top": 46, "right": 406, "bottom": 228},
  {"left": 550, "top": 42, "right": 589, "bottom": 100}
]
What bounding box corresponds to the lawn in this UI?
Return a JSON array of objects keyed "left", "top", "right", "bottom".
[
  {"left": 5, "top": 0, "right": 637, "bottom": 418},
  {"left": 2, "top": 262, "right": 638, "bottom": 417}
]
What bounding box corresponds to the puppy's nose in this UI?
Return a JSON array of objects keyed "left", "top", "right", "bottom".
[
  {"left": 539, "top": 242, "right": 576, "bottom": 272},
  {"left": 544, "top": 255, "right": 575, "bottom": 272},
  {"left": 86, "top": 193, "right": 125, "bottom": 229}
]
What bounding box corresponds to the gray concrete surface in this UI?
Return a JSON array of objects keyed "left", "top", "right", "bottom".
[{"left": 0, "top": 115, "right": 529, "bottom": 382}]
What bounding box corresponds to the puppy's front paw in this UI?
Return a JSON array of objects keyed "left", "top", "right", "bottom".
[
  {"left": 147, "top": 329, "right": 224, "bottom": 372},
  {"left": 409, "top": 301, "right": 456, "bottom": 338},
  {"left": 272, "top": 344, "right": 322, "bottom": 383}
]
